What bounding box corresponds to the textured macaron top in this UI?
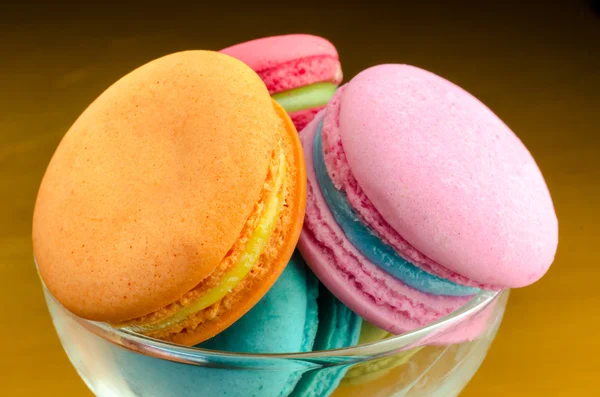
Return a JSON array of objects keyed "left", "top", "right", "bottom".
[
  {"left": 33, "top": 50, "right": 281, "bottom": 322},
  {"left": 336, "top": 64, "right": 558, "bottom": 288},
  {"left": 220, "top": 34, "right": 338, "bottom": 74}
]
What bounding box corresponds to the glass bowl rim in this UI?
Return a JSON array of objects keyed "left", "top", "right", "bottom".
[{"left": 43, "top": 277, "right": 504, "bottom": 362}]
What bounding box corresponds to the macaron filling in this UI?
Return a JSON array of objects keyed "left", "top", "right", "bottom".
[
  {"left": 119, "top": 145, "right": 287, "bottom": 334},
  {"left": 272, "top": 82, "right": 338, "bottom": 113},
  {"left": 313, "top": 121, "right": 479, "bottom": 297}
]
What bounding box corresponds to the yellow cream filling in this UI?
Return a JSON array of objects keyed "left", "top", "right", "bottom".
[{"left": 123, "top": 146, "right": 287, "bottom": 334}]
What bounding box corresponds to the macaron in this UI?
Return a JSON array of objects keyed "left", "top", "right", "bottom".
[
  {"left": 112, "top": 253, "right": 362, "bottom": 397},
  {"left": 340, "top": 321, "right": 423, "bottom": 387},
  {"left": 221, "top": 34, "right": 342, "bottom": 131},
  {"left": 32, "top": 50, "right": 306, "bottom": 346},
  {"left": 298, "top": 64, "right": 558, "bottom": 339}
]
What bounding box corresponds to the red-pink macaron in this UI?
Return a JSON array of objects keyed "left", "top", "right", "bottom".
[
  {"left": 221, "top": 34, "right": 342, "bottom": 131},
  {"left": 298, "top": 64, "right": 558, "bottom": 339}
]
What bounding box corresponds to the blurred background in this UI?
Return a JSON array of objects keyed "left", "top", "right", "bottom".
[{"left": 1, "top": 1, "right": 598, "bottom": 396}]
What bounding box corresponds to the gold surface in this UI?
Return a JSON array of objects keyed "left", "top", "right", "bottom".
[{"left": 1, "top": 2, "right": 598, "bottom": 396}]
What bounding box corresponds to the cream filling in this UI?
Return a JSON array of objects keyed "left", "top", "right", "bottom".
[{"left": 271, "top": 82, "right": 338, "bottom": 113}]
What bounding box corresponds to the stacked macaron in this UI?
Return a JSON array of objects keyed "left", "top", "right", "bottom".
[
  {"left": 298, "top": 64, "right": 558, "bottom": 340},
  {"left": 33, "top": 50, "right": 306, "bottom": 346},
  {"left": 221, "top": 34, "right": 342, "bottom": 131}
]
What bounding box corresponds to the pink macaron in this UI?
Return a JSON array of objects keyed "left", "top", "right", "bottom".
[
  {"left": 221, "top": 34, "right": 342, "bottom": 131},
  {"left": 298, "top": 64, "right": 558, "bottom": 339}
]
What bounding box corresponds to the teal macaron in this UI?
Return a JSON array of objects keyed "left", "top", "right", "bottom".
[
  {"left": 197, "top": 251, "right": 320, "bottom": 396},
  {"left": 291, "top": 282, "right": 363, "bottom": 396}
]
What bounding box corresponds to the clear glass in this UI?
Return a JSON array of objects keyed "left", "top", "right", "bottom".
[{"left": 43, "top": 282, "right": 508, "bottom": 397}]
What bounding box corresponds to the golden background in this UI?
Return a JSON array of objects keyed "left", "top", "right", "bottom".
[{"left": 1, "top": 1, "right": 598, "bottom": 396}]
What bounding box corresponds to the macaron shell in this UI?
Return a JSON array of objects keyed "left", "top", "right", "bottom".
[
  {"left": 339, "top": 64, "right": 558, "bottom": 288},
  {"left": 112, "top": 253, "right": 320, "bottom": 397},
  {"left": 169, "top": 100, "right": 307, "bottom": 346},
  {"left": 220, "top": 34, "right": 338, "bottom": 76},
  {"left": 33, "top": 50, "right": 279, "bottom": 322},
  {"left": 320, "top": 87, "right": 491, "bottom": 290},
  {"left": 254, "top": 56, "right": 342, "bottom": 94}
]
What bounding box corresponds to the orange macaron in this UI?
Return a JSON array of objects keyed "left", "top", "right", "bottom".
[{"left": 32, "top": 50, "right": 306, "bottom": 346}]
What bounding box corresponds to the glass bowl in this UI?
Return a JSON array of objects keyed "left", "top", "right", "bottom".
[{"left": 42, "top": 283, "right": 507, "bottom": 397}]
